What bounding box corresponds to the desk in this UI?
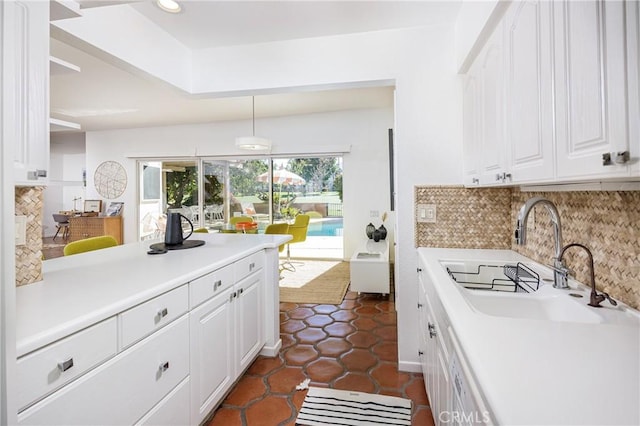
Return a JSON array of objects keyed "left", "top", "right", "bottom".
[
  {"left": 68, "top": 216, "right": 123, "bottom": 244},
  {"left": 350, "top": 239, "right": 390, "bottom": 295}
]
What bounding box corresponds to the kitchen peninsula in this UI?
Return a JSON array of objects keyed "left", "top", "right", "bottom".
[{"left": 15, "top": 233, "right": 290, "bottom": 425}]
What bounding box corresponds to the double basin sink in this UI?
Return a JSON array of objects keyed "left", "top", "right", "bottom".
[{"left": 441, "top": 260, "right": 638, "bottom": 326}]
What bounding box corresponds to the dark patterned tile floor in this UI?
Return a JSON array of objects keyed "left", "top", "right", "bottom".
[{"left": 206, "top": 289, "right": 434, "bottom": 426}]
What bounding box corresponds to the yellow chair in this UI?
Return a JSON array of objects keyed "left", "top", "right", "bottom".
[
  {"left": 265, "top": 223, "right": 290, "bottom": 278},
  {"left": 63, "top": 236, "right": 118, "bottom": 256},
  {"left": 264, "top": 223, "right": 289, "bottom": 253},
  {"left": 282, "top": 214, "right": 310, "bottom": 271}
]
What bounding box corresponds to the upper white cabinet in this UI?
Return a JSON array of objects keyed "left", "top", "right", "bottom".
[
  {"left": 505, "top": 0, "right": 555, "bottom": 184},
  {"left": 554, "top": 0, "right": 631, "bottom": 180},
  {"left": 462, "top": 72, "right": 480, "bottom": 186},
  {"left": 6, "top": 1, "right": 50, "bottom": 186},
  {"left": 463, "top": 0, "right": 639, "bottom": 186},
  {"left": 477, "top": 24, "right": 508, "bottom": 186}
]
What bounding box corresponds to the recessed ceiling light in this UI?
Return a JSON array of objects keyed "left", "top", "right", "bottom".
[{"left": 157, "top": 0, "right": 181, "bottom": 13}]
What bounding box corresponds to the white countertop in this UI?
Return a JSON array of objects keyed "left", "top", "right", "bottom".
[
  {"left": 418, "top": 248, "right": 640, "bottom": 426},
  {"left": 17, "top": 233, "right": 290, "bottom": 357}
]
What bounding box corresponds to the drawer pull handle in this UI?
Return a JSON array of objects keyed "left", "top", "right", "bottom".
[
  {"left": 157, "top": 308, "right": 168, "bottom": 319},
  {"left": 249, "top": 262, "right": 255, "bottom": 271},
  {"left": 230, "top": 291, "right": 236, "bottom": 302},
  {"left": 238, "top": 288, "right": 244, "bottom": 296},
  {"left": 159, "top": 361, "right": 169, "bottom": 373},
  {"left": 58, "top": 358, "right": 74, "bottom": 372},
  {"left": 214, "top": 280, "right": 222, "bottom": 290}
]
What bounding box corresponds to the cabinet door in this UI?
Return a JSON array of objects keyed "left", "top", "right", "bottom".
[
  {"left": 235, "top": 272, "right": 264, "bottom": 374},
  {"left": 189, "top": 287, "right": 234, "bottom": 425},
  {"left": 9, "top": 0, "right": 49, "bottom": 185},
  {"left": 554, "top": 0, "right": 631, "bottom": 179},
  {"left": 478, "top": 24, "right": 508, "bottom": 185},
  {"left": 462, "top": 71, "right": 481, "bottom": 186},
  {"left": 505, "top": 0, "right": 555, "bottom": 183}
]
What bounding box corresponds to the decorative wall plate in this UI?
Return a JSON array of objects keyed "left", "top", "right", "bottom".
[{"left": 94, "top": 161, "right": 127, "bottom": 199}]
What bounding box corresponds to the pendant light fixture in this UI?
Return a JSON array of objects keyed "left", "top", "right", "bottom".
[{"left": 235, "top": 96, "right": 272, "bottom": 151}]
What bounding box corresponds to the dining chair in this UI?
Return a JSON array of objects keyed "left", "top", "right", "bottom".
[
  {"left": 52, "top": 213, "right": 70, "bottom": 241},
  {"left": 282, "top": 214, "right": 310, "bottom": 272},
  {"left": 265, "top": 222, "right": 290, "bottom": 278},
  {"left": 63, "top": 235, "right": 118, "bottom": 256}
]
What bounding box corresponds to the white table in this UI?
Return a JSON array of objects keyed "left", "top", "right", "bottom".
[{"left": 350, "top": 239, "right": 390, "bottom": 295}]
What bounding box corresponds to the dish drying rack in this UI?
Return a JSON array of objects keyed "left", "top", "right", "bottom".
[{"left": 446, "top": 262, "right": 540, "bottom": 293}]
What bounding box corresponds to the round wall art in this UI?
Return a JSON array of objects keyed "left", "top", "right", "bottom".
[{"left": 94, "top": 161, "right": 127, "bottom": 199}]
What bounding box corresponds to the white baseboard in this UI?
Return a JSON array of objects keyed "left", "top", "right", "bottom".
[
  {"left": 260, "top": 339, "right": 282, "bottom": 357},
  {"left": 398, "top": 360, "right": 422, "bottom": 373}
]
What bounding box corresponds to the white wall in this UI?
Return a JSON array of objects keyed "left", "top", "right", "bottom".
[
  {"left": 57, "top": 17, "right": 463, "bottom": 371},
  {"left": 43, "top": 133, "right": 86, "bottom": 237},
  {"left": 85, "top": 107, "right": 394, "bottom": 260},
  {"left": 454, "top": 0, "right": 509, "bottom": 72}
]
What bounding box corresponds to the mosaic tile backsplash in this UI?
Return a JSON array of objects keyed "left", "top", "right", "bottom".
[
  {"left": 414, "top": 186, "right": 512, "bottom": 249},
  {"left": 15, "top": 186, "right": 44, "bottom": 285},
  {"left": 510, "top": 190, "right": 640, "bottom": 311},
  {"left": 415, "top": 186, "right": 640, "bottom": 310}
]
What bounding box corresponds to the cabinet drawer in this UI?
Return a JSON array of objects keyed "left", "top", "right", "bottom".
[
  {"left": 189, "top": 264, "right": 234, "bottom": 308},
  {"left": 16, "top": 318, "right": 117, "bottom": 412},
  {"left": 119, "top": 285, "right": 188, "bottom": 349},
  {"left": 18, "top": 316, "right": 190, "bottom": 426},
  {"left": 136, "top": 377, "right": 190, "bottom": 426},
  {"left": 234, "top": 251, "right": 264, "bottom": 282}
]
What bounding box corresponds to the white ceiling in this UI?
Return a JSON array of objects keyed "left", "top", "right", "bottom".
[{"left": 51, "top": 1, "right": 461, "bottom": 132}]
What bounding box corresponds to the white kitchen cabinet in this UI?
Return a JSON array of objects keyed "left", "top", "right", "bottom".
[
  {"left": 477, "top": 23, "right": 508, "bottom": 186},
  {"left": 554, "top": 0, "right": 632, "bottom": 180},
  {"left": 16, "top": 318, "right": 117, "bottom": 412},
  {"left": 235, "top": 270, "right": 264, "bottom": 374},
  {"left": 190, "top": 252, "right": 265, "bottom": 425},
  {"left": 462, "top": 72, "right": 480, "bottom": 186},
  {"left": 18, "top": 315, "right": 190, "bottom": 425},
  {"left": 190, "top": 286, "right": 235, "bottom": 425},
  {"left": 504, "top": 0, "right": 555, "bottom": 184},
  {"left": 5, "top": 0, "right": 50, "bottom": 185},
  {"left": 136, "top": 377, "right": 191, "bottom": 426},
  {"left": 417, "top": 263, "right": 451, "bottom": 426}
]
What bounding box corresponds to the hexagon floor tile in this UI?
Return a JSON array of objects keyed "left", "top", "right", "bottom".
[{"left": 206, "top": 281, "right": 434, "bottom": 426}]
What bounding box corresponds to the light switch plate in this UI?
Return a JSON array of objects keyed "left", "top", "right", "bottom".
[
  {"left": 15, "top": 215, "right": 26, "bottom": 246},
  {"left": 416, "top": 204, "right": 436, "bottom": 223}
]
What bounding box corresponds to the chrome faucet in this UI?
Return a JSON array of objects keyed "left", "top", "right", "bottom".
[
  {"left": 515, "top": 197, "right": 569, "bottom": 289},
  {"left": 558, "top": 243, "right": 617, "bottom": 308}
]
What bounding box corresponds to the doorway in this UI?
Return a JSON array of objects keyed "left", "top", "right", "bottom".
[{"left": 136, "top": 156, "right": 343, "bottom": 259}]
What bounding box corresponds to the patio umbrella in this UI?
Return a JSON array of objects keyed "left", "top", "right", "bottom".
[{"left": 257, "top": 169, "right": 306, "bottom": 185}]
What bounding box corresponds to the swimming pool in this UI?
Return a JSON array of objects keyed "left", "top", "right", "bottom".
[{"left": 306, "top": 218, "right": 343, "bottom": 237}]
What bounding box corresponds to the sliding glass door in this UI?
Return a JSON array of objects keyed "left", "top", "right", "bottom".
[{"left": 137, "top": 156, "right": 343, "bottom": 259}]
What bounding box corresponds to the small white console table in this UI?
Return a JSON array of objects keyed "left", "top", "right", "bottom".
[{"left": 350, "top": 239, "right": 390, "bottom": 295}]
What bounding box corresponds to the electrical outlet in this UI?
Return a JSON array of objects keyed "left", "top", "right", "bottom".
[
  {"left": 417, "top": 204, "right": 436, "bottom": 223},
  {"left": 15, "top": 215, "right": 26, "bottom": 246}
]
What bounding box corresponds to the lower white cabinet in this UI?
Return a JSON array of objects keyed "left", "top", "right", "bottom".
[
  {"left": 235, "top": 270, "right": 264, "bottom": 374},
  {"left": 190, "top": 255, "right": 265, "bottom": 425},
  {"left": 137, "top": 377, "right": 191, "bottom": 426},
  {"left": 190, "top": 286, "right": 235, "bottom": 424},
  {"left": 16, "top": 249, "right": 269, "bottom": 426},
  {"left": 418, "top": 264, "right": 451, "bottom": 426},
  {"left": 18, "top": 316, "right": 190, "bottom": 425}
]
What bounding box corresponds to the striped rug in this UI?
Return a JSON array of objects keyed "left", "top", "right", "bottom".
[{"left": 296, "top": 387, "right": 412, "bottom": 426}]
